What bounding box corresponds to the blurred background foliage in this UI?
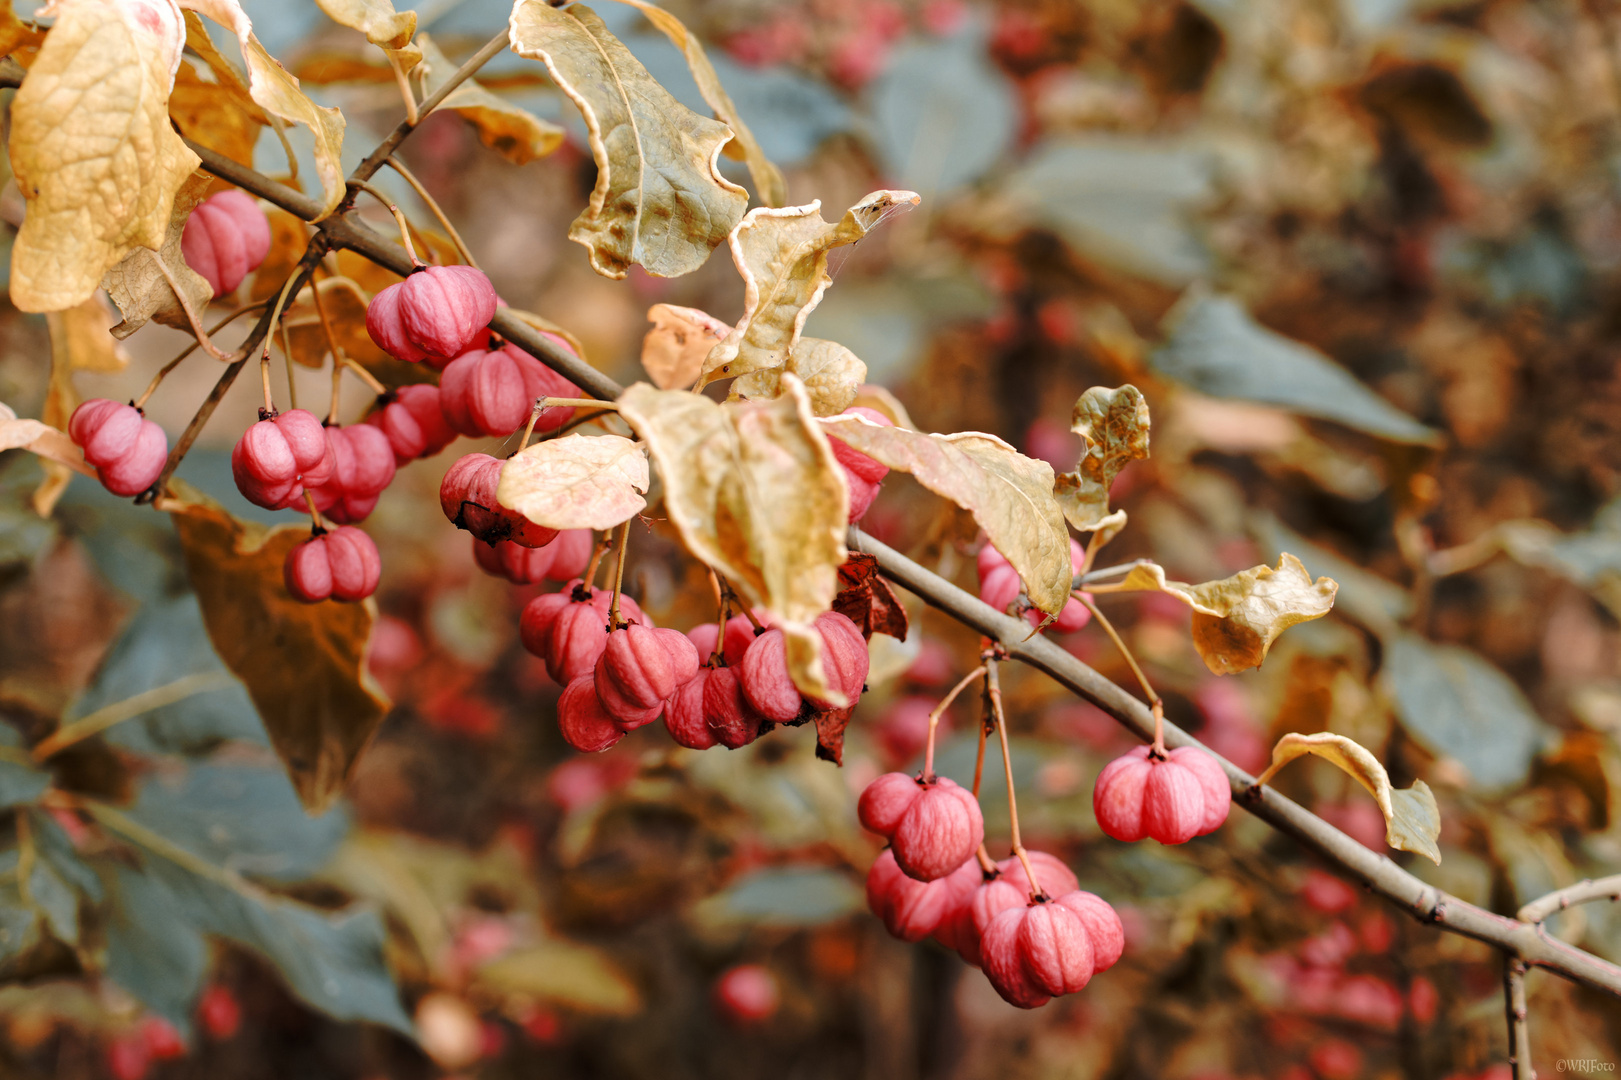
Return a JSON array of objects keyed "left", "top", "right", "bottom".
[{"left": 3, "top": 0, "right": 1621, "bottom": 1076}]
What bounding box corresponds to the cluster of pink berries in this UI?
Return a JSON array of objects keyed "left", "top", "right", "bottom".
[
  {"left": 181, "top": 189, "right": 272, "bottom": 298},
  {"left": 977, "top": 538, "right": 1092, "bottom": 631}
]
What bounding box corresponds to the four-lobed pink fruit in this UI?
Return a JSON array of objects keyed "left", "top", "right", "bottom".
[
  {"left": 827, "top": 405, "right": 893, "bottom": 522},
  {"left": 181, "top": 189, "right": 271, "bottom": 298},
  {"left": 438, "top": 343, "right": 579, "bottom": 438},
  {"left": 1093, "top": 744, "right": 1229, "bottom": 844},
  {"left": 978, "top": 539, "right": 1091, "bottom": 632},
  {"left": 284, "top": 526, "right": 381, "bottom": 603},
  {"left": 520, "top": 581, "right": 646, "bottom": 685},
  {"left": 979, "top": 889, "right": 1124, "bottom": 1008},
  {"left": 306, "top": 424, "right": 396, "bottom": 523},
  {"left": 231, "top": 409, "right": 335, "bottom": 509},
  {"left": 943, "top": 851, "right": 1080, "bottom": 965},
  {"left": 366, "top": 264, "right": 499, "bottom": 365},
  {"left": 593, "top": 622, "right": 700, "bottom": 728},
  {"left": 858, "top": 772, "right": 985, "bottom": 882},
  {"left": 68, "top": 399, "right": 168, "bottom": 497},
  {"left": 473, "top": 528, "right": 592, "bottom": 585},
  {"left": 738, "top": 610, "right": 868, "bottom": 721},
  {"left": 440, "top": 453, "right": 558, "bottom": 547},
  {"left": 557, "top": 672, "right": 625, "bottom": 753},
  {"left": 367, "top": 384, "right": 457, "bottom": 465}
]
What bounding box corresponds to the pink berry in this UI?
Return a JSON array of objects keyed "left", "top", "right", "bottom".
[
  {"left": 866, "top": 849, "right": 979, "bottom": 942},
  {"left": 978, "top": 539, "right": 1091, "bottom": 631},
  {"left": 702, "top": 665, "right": 766, "bottom": 749},
  {"left": 438, "top": 343, "right": 578, "bottom": 438},
  {"left": 665, "top": 669, "right": 720, "bottom": 750},
  {"left": 139, "top": 1017, "right": 185, "bottom": 1060},
  {"left": 180, "top": 189, "right": 271, "bottom": 297},
  {"left": 557, "top": 673, "right": 624, "bottom": 753},
  {"left": 367, "top": 383, "right": 458, "bottom": 465},
  {"left": 889, "top": 778, "right": 984, "bottom": 881},
  {"left": 980, "top": 891, "right": 1120, "bottom": 1008},
  {"left": 593, "top": 623, "right": 700, "bottom": 728},
  {"left": 284, "top": 526, "right": 382, "bottom": 603},
  {"left": 828, "top": 406, "right": 892, "bottom": 484},
  {"left": 738, "top": 628, "right": 802, "bottom": 722},
  {"left": 846, "top": 472, "right": 880, "bottom": 521},
  {"left": 519, "top": 589, "right": 575, "bottom": 659},
  {"left": 1093, "top": 744, "right": 1229, "bottom": 844},
  {"left": 439, "top": 452, "right": 559, "bottom": 547},
  {"left": 857, "top": 771, "right": 923, "bottom": 836},
  {"left": 811, "top": 611, "right": 869, "bottom": 706},
  {"left": 714, "top": 964, "right": 780, "bottom": 1024},
  {"left": 366, "top": 264, "right": 498, "bottom": 364},
  {"left": 474, "top": 536, "right": 557, "bottom": 584},
  {"left": 307, "top": 424, "right": 396, "bottom": 524},
  {"left": 527, "top": 582, "right": 645, "bottom": 685},
  {"left": 67, "top": 398, "right": 168, "bottom": 497},
  {"left": 949, "top": 852, "right": 1082, "bottom": 967},
  {"left": 198, "top": 985, "right": 241, "bottom": 1040},
  {"left": 231, "top": 409, "right": 335, "bottom": 510},
  {"left": 545, "top": 529, "right": 595, "bottom": 581}
]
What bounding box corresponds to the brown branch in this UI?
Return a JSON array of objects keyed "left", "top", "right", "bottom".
[
  {"left": 1518, "top": 875, "right": 1621, "bottom": 924},
  {"left": 1505, "top": 957, "right": 1532, "bottom": 1080}
]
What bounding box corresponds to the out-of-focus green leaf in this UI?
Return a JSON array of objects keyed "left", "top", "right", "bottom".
[
  {"left": 474, "top": 940, "right": 639, "bottom": 1015},
  {"left": 1153, "top": 293, "right": 1441, "bottom": 445},
  {"left": 870, "top": 20, "right": 1016, "bottom": 197},
  {"left": 0, "top": 726, "right": 48, "bottom": 810},
  {"left": 1383, "top": 633, "right": 1548, "bottom": 789},
  {"left": 102, "top": 864, "right": 208, "bottom": 1029},
  {"left": 689, "top": 867, "right": 863, "bottom": 930},
  {"left": 1004, "top": 136, "right": 1214, "bottom": 285}
]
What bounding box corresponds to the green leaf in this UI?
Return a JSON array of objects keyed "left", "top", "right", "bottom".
[
  {"left": 102, "top": 863, "right": 208, "bottom": 1030},
  {"left": 473, "top": 940, "right": 640, "bottom": 1015},
  {"left": 1153, "top": 292, "right": 1441, "bottom": 445},
  {"left": 690, "top": 868, "right": 862, "bottom": 930},
  {"left": 0, "top": 758, "right": 48, "bottom": 810},
  {"left": 1383, "top": 634, "right": 1549, "bottom": 790}
]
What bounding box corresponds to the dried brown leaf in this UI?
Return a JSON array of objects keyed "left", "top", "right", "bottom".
[
  {"left": 497, "top": 434, "right": 649, "bottom": 530},
  {"left": 641, "top": 304, "right": 730, "bottom": 390},
  {"left": 165, "top": 481, "right": 391, "bottom": 812},
  {"left": 0, "top": 5, "right": 46, "bottom": 64},
  {"left": 1055, "top": 384, "right": 1150, "bottom": 531},
  {"left": 100, "top": 171, "right": 214, "bottom": 338},
  {"left": 606, "top": 0, "right": 787, "bottom": 207},
  {"left": 418, "top": 32, "right": 563, "bottom": 166},
  {"left": 1255, "top": 732, "right": 1441, "bottom": 863},
  {"left": 617, "top": 377, "right": 849, "bottom": 702},
  {"left": 182, "top": 2, "right": 349, "bottom": 217},
  {"left": 1104, "top": 554, "right": 1338, "bottom": 674},
  {"left": 283, "top": 276, "right": 390, "bottom": 369},
  {"left": 8, "top": 0, "right": 198, "bottom": 313},
  {"left": 819, "top": 416, "right": 1073, "bottom": 615},
  {"left": 170, "top": 58, "right": 267, "bottom": 166},
  {"left": 832, "top": 553, "right": 909, "bottom": 641},
  {"left": 729, "top": 337, "right": 866, "bottom": 416},
  {"left": 508, "top": 1, "right": 746, "bottom": 278},
  {"left": 701, "top": 191, "right": 920, "bottom": 386}
]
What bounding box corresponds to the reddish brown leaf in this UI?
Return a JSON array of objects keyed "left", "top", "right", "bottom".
[{"left": 831, "top": 554, "right": 909, "bottom": 642}]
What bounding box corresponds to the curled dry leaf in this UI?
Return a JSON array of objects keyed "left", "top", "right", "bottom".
[
  {"left": 39, "top": 295, "right": 130, "bottom": 513},
  {"left": 497, "top": 434, "right": 649, "bottom": 531},
  {"left": 729, "top": 337, "right": 866, "bottom": 417},
  {"left": 418, "top": 33, "right": 563, "bottom": 166},
  {"left": 605, "top": 0, "right": 788, "bottom": 208},
  {"left": 819, "top": 415, "right": 1073, "bottom": 616},
  {"left": 100, "top": 171, "right": 214, "bottom": 339},
  {"left": 701, "top": 191, "right": 921, "bottom": 387},
  {"left": 642, "top": 304, "right": 731, "bottom": 390},
  {"left": 508, "top": 1, "right": 746, "bottom": 278},
  {"left": 8, "top": 0, "right": 198, "bottom": 313},
  {"left": 180, "top": 3, "right": 348, "bottom": 217},
  {"left": 832, "top": 553, "right": 909, "bottom": 642},
  {"left": 617, "top": 377, "right": 849, "bottom": 702},
  {"left": 1254, "top": 732, "right": 1441, "bottom": 864},
  {"left": 0, "top": 403, "right": 94, "bottom": 478},
  {"left": 171, "top": 58, "right": 267, "bottom": 166},
  {"left": 165, "top": 482, "right": 391, "bottom": 813},
  {"left": 1102, "top": 554, "right": 1338, "bottom": 674},
  {"left": 313, "top": 0, "right": 415, "bottom": 51},
  {"left": 850, "top": 383, "right": 915, "bottom": 430},
  {"left": 1055, "top": 385, "right": 1151, "bottom": 531}
]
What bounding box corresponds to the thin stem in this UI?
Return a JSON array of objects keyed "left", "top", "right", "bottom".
[
  {"left": 327, "top": 356, "right": 344, "bottom": 425},
  {"left": 152, "top": 254, "right": 233, "bottom": 360},
  {"left": 1077, "top": 595, "right": 1165, "bottom": 755},
  {"left": 985, "top": 654, "right": 1042, "bottom": 900},
  {"left": 388, "top": 203, "right": 423, "bottom": 266},
  {"left": 608, "top": 521, "right": 631, "bottom": 628},
  {"left": 707, "top": 569, "right": 727, "bottom": 665},
  {"left": 133, "top": 301, "right": 268, "bottom": 409},
  {"left": 516, "top": 399, "right": 546, "bottom": 453},
  {"left": 340, "top": 358, "right": 388, "bottom": 396},
  {"left": 1518, "top": 875, "right": 1621, "bottom": 924},
  {"left": 540, "top": 407, "right": 622, "bottom": 441},
  {"left": 922, "top": 666, "right": 986, "bottom": 780},
  {"left": 260, "top": 353, "right": 275, "bottom": 414},
  {"left": 32, "top": 673, "right": 236, "bottom": 761},
  {"left": 718, "top": 578, "right": 763, "bottom": 630},
  {"left": 285, "top": 336, "right": 299, "bottom": 411},
  {"left": 303, "top": 489, "right": 328, "bottom": 532},
  {"left": 970, "top": 672, "right": 1001, "bottom": 877},
  {"left": 1505, "top": 957, "right": 1532, "bottom": 1080},
  {"left": 584, "top": 535, "right": 611, "bottom": 591},
  {"left": 347, "top": 181, "right": 430, "bottom": 265},
  {"left": 385, "top": 156, "right": 476, "bottom": 268},
  {"left": 308, "top": 274, "right": 345, "bottom": 367},
  {"left": 386, "top": 51, "right": 419, "bottom": 126},
  {"left": 1075, "top": 559, "right": 1151, "bottom": 588}
]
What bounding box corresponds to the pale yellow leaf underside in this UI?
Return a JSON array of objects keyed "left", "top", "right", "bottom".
[
  {"left": 508, "top": 1, "right": 746, "bottom": 279},
  {"left": 9, "top": 0, "right": 199, "bottom": 312},
  {"left": 0, "top": 403, "right": 95, "bottom": 477},
  {"left": 1056, "top": 384, "right": 1151, "bottom": 531},
  {"left": 729, "top": 336, "right": 866, "bottom": 417},
  {"left": 819, "top": 415, "right": 1073, "bottom": 615},
  {"left": 702, "top": 190, "right": 920, "bottom": 386},
  {"left": 617, "top": 377, "right": 849, "bottom": 702},
  {"left": 497, "top": 433, "right": 649, "bottom": 531},
  {"left": 1105, "top": 554, "right": 1338, "bottom": 674},
  {"left": 1257, "top": 732, "right": 1442, "bottom": 864}
]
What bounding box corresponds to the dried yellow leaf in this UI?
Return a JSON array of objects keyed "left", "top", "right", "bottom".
[
  {"left": 508, "top": 1, "right": 746, "bottom": 278},
  {"left": 1254, "top": 732, "right": 1441, "bottom": 863},
  {"left": 606, "top": 0, "right": 788, "bottom": 208},
  {"left": 617, "top": 377, "right": 849, "bottom": 702},
  {"left": 8, "top": 0, "right": 198, "bottom": 312},
  {"left": 729, "top": 337, "right": 866, "bottom": 417},
  {"left": 169, "top": 57, "right": 266, "bottom": 166},
  {"left": 1104, "top": 554, "right": 1338, "bottom": 674},
  {"left": 418, "top": 33, "right": 563, "bottom": 166},
  {"left": 181, "top": 2, "right": 348, "bottom": 217},
  {"left": 497, "top": 434, "right": 649, "bottom": 531},
  {"left": 283, "top": 277, "right": 391, "bottom": 369},
  {"left": 165, "top": 482, "right": 391, "bottom": 813},
  {"left": 314, "top": 0, "right": 415, "bottom": 51},
  {"left": 819, "top": 415, "right": 1074, "bottom": 615},
  {"left": 849, "top": 384, "right": 915, "bottom": 430},
  {"left": 641, "top": 304, "right": 730, "bottom": 390},
  {"left": 701, "top": 190, "right": 920, "bottom": 387},
  {"left": 1055, "top": 384, "right": 1150, "bottom": 531},
  {"left": 100, "top": 170, "right": 213, "bottom": 338},
  {"left": 0, "top": 402, "right": 94, "bottom": 478}
]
